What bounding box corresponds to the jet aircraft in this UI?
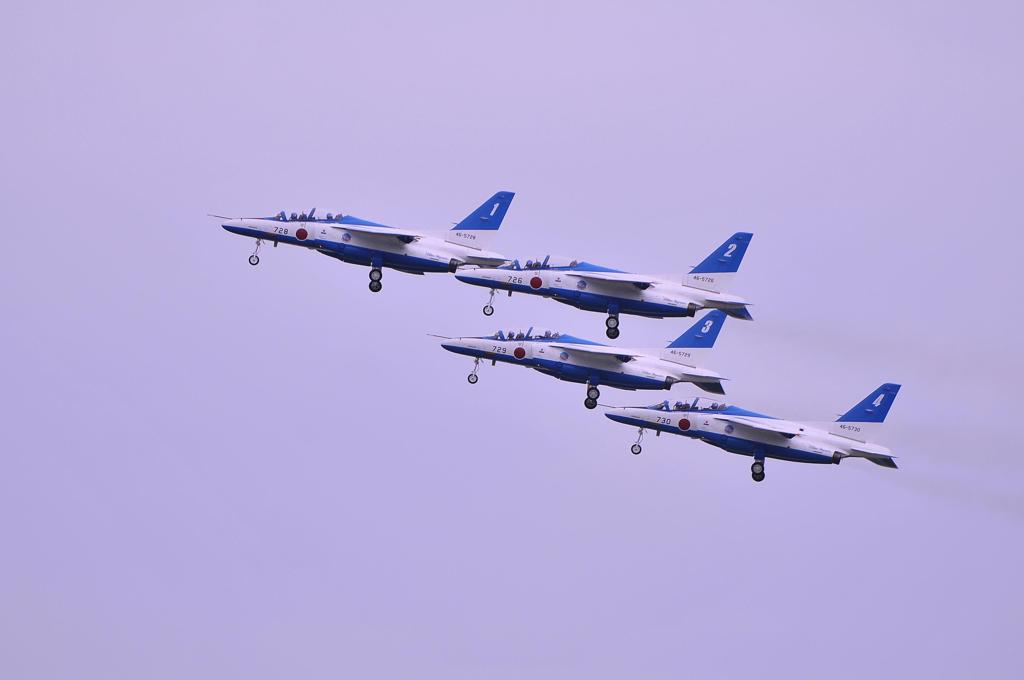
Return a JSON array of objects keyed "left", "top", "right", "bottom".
[
  {"left": 438, "top": 310, "right": 731, "bottom": 409},
  {"left": 604, "top": 383, "right": 902, "bottom": 482},
  {"left": 455, "top": 232, "right": 753, "bottom": 338},
  {"left": 216, "top": 191, "right": 515, "bottom": 291}
]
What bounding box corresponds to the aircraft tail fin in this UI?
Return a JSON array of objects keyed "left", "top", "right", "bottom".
[
  {"left": 660, "top": 311, "right": 728, "bottom": 366},
  {"left": 446, "top": 191, "right": 515, "bottom": 251},
  {"left": 837, "top": 383, "right": 901, "bottom": 423},
  {"left": 685, "top": 232, "right": 753, "bottom": 293},
  {"left": 826, "top": 383, "right": 902, "bottom": 441}
]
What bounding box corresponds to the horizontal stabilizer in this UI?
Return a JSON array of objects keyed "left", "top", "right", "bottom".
[
  {"left": 844, "top": 448, "right": 898, "bottom": 469},
  {"left": 696, "top": 379, "right": 726, "bottom": 395}
]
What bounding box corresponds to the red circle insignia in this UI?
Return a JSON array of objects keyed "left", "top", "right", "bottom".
[
  {"left": 296, "top": 227, "right": 309, "bottom": 241},
  {"left": 530, "top": 276, "right": 543, "bottom": 289},
  {"left": 513, "top": 347, "right": 526, "bottom": 359},
  {"left": 678, "top": 418, "right": 691, "bottom": 431}
]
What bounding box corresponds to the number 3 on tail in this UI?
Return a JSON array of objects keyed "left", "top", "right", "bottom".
[{"left": 702, "top": 320, "right": 714, "bottom": 333}]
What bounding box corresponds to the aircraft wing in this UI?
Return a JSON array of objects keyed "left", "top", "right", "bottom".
[
  {"left": 716, "top": 415, "right": 801, "bottom": 438},
  {"left": 548, "top": 343, "right": 641, "bottom": 362},
  {"left": 330, "top": 223, "right": 422, "bottom": 241},
  {"left": 564, "top": 271, "right": 660, "bottom": 286}
]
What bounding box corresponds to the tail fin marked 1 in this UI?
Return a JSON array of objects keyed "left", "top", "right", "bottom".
[
  {"left": 685, "top": 232, "right": 753, "bottom": 293},
  {"left": 446, "top": 191, "right": 515, "bottom": 250},
  {"left": 837, "top": 383, "right": 902, "bottom": 424},
  {"left": 666, "top": 310, "right": 728, "bottom": 349}
]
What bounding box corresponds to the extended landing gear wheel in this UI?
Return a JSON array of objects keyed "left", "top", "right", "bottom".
[
  {"left": 248, "top": 254, "right": 260, "bottom": 266},
  {"left": 369, "top": 268, "right": 383, "bottom": 282},
  {"left": 631, "top": 443, "right": 642, "bottom": 455},
  {"left": 586, "top": 386, "right": 600, "bottom": 400},
  {"left": 482, "top": 289, "right": 497, "bottom": 316},
  {"left": 467, "top": 373, "right": 479, "bottom": 384},
  {"left": 584, "top": 397, "right": 598, "bottom": 409},
  {"left": 751, "top": 460, "right": 765, "bottom": 482},
  {"left": 606, "top": 327, "right": 620, "bottom": 340},
  {"left": 369, "top": 280, "right": 383, "bottom": 293},
  {"left": 605, "top": 315, "right": 619, "bottom": 329}
]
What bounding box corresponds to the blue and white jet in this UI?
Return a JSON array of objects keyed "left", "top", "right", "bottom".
[
  {"left": 604, "top": 383, "right": 902, "bottom": 482},
  {"left": 438, "top": 310, "right": 730, "bottom": 409},
  {"left": 455, "top": 232, "right": 753, "bottom": 338},
  {"left": 216, "top": 191, "right": 515, "bottom": 292}
]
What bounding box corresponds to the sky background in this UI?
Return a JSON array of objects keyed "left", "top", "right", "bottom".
[{"left": 2, "top": 1, "right": 1023, "bottom": 677}]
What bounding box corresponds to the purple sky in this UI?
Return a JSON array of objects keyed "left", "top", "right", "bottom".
[{"left": 3, "top": 1, "right": 1023, "bottom": 677}]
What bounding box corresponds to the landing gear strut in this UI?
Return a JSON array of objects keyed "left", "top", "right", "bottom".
[
  {"left": 605, "top": 313, "right": 620, "bottom": 339},
  {"left": 631, "top": 428, "right": 644, "bottom": 455},
  {"left": 751, "top": 459, "right": 765, "bottom": 483},
  {"left": 584, "top": 384, "right": 600, "bottom": 409},
  {"left": 249, "top": 239, "right": 262, "bottom": 266},
  {"left": 369, "top": 267, "right": 383, "bottom": 293},
  {"left": 483, "top": 289, "right": 496, "bottom": 316},
  {"left": 467, "top": 358, "right": 480, "bottom": 384}
]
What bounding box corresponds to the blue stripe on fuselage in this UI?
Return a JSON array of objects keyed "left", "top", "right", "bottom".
[
  {"left": 605, "top": 414, "right": 835, "bottom": 464},
  {"left": 222, "top": 224, "right": 451, "bottom": 273},
  {"left": 549, "top": 288, "right": 696, "bottom": 318},
  {"left": 453, "top": 273, "right": 698, "bottom": 318},
  {"left": 441, "top": 347, "right": 667, "bottom": 390}
]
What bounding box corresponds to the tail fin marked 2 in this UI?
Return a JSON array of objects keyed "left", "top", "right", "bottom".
[{"left": 685, "top": 232, "right": 753, "bottom": 293}]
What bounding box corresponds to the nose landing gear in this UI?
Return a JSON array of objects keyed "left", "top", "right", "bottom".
[
  {"left": 482, "top": 289, "right": 496, "bottom": 316},
  {"left": 248, "top": 239, "right": 262, "bottom": 266},
  {"left": 630, "top": 428, "right": 644, "bottom": 455},
  {"left": 467, "top": 358, "right": 480, "bottom": 384},
  {"left": 605, "top": 314, "right": 620, "bottom": 339},
  {"left": 369, "top": 267, "right": 383, "bottom": 292}
]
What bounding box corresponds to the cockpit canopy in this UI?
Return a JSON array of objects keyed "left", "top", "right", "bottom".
[
  {"left": 647, "top": 397, "right": 729, "bottom": 412},
  {"left": 500, "top": 255, "right": 580, "bottom": 271},
  {"left": 272, "top": 209, "right": 343, "bottom": 222},
  {"left": 489, "top": 329, "right": 562, "bottom": 341}
]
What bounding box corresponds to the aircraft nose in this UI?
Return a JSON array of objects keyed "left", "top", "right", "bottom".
[
  {"left": 604, "top": 410, "right": 633, "bottom": 425},
  {"left": 220, "top": 218, "right": 246, "bottom": 236},
  {"left": 440, "top": 339, "right": 483, "bottom": 359}
]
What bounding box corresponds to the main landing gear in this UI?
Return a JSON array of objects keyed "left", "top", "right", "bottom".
[
  {"left": 630, "top": 428, "right": 644, "bottom": 455},
  {"left": 482, "top": 289, "right": 496, "bottom": 316},
  {"left": 584, "top": 384, "right": 600, "bottom": 409},
  {"left": 605, "top": 313, "right": 620, "bottom": 339},
  {"left": 248, "top": 239, "right": 262, "bottom": 266},
  {"left": 467, "top": 358, "right": 480, "bottom": 384},
  {"left": 369, "top": 267, "right": 383, "bottom": 293},
  {"left": 751, "top": 458, "right": 766, "bottom": 483}
]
